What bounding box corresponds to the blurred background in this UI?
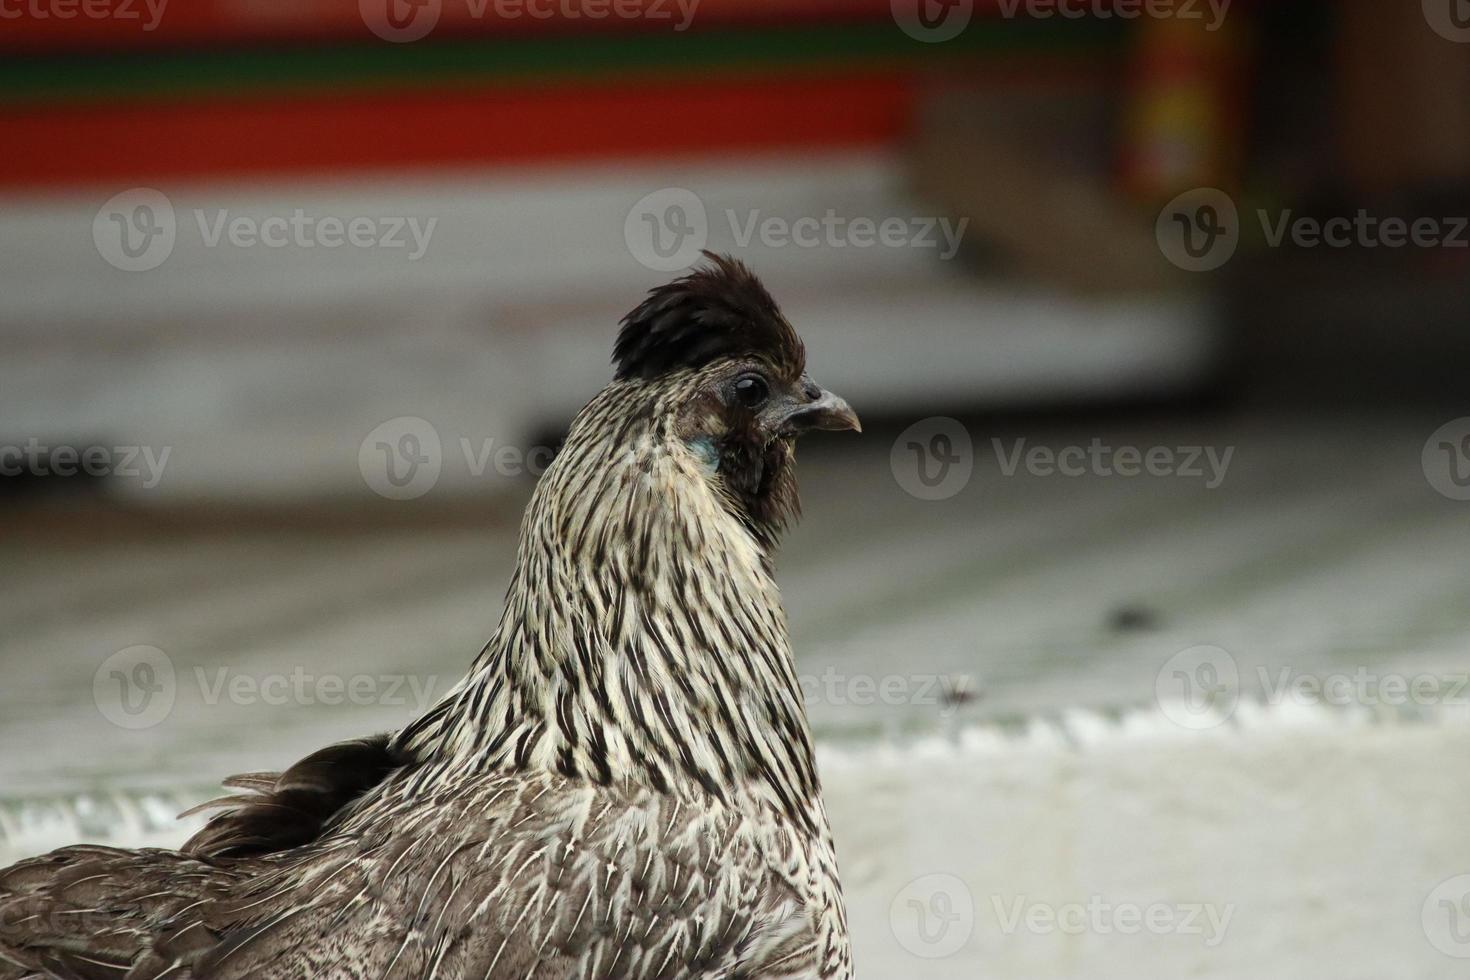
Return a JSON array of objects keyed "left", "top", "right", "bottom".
[{"left": 4, "top": 0, "right": 1470, "bottom": 976}]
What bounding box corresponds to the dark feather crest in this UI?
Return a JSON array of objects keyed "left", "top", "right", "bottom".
[
  {"left": 181, "top": 734, "right": 405, "bottom": 860},
  {"left": 613, "top": 252, "right": 805, "bottom": 382}
]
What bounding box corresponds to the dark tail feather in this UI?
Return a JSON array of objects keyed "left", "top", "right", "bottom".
[{"left": 182, "top": 734, "right": 406, "bottom": 860}]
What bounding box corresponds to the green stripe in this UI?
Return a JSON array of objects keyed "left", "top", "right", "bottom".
[{"left": 3, "top": 21, "right": 1121, "bottom": 106}]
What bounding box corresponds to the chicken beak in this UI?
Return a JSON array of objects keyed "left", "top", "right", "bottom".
[{"left": 778, "top": 388, "right": 862, "bottom": 436}]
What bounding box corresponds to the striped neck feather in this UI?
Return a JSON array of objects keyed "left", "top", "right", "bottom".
[{"left": 397, "top": 381, "right": 822, "bottom": 831}]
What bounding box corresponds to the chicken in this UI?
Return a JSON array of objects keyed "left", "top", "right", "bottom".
[{"left": 0, "top": 252, "right": 859, "bottom": 979}]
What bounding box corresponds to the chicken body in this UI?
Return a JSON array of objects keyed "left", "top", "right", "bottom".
[
  {"left": 3, "top": 772, "right": 841, "bottom": 979},
  {"left": 0, "top": 255, "right": 855, "bottom": 979}
]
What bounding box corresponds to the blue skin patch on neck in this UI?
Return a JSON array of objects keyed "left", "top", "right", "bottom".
[{"left": 688, "top": 436, "right": 720, "bottom": 475}]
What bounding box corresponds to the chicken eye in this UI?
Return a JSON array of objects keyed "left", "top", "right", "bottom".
[{"left": 732, "top": 374, "right": 769, "bottom": 409}]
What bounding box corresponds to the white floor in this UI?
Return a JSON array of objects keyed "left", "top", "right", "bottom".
[{"left": 3, "top": 413, "right": 1469, "bottom": 977}]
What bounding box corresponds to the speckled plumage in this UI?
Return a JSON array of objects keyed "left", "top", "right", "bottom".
[{"left": 0, "top": 254, "right": 855, "bottom": 980}]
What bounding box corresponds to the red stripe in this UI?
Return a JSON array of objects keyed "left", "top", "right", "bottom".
[{"left": 1, "top": 73, "right": 915, "bottom": 190}]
